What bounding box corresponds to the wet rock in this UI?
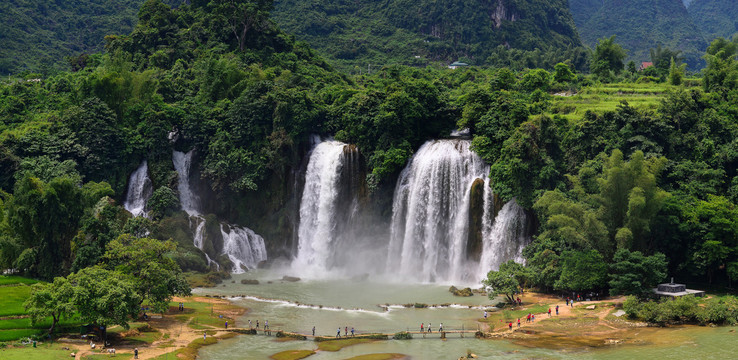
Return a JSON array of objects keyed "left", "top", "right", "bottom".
[
  {"left": 450, "top": 286, "right": 474, "bottom": 297},
  {"left": 241, "top": 279, "right": 259, "bottom": 285},
  {"left": 282, "top": 276, "right": 301, "bottom": 282}
]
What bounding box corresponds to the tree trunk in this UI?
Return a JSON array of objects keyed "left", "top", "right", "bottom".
[{"left": 48, "top": 313, "right": 58, "bottom": 335}]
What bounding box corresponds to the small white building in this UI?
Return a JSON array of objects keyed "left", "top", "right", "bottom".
[
  {"left": 653, "top": 278, "right": 705, "bottom": 298},
  {"left": 448, "top": 61, "right": 469, "bottom": 69}
]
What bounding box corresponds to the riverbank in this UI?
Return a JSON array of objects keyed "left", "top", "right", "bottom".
[{"left": 0, "top": 296, "right": 244, "bottom": 360}]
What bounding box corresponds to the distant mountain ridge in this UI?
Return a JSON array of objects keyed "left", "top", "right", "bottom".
[
  {"left": 0, "top": 0, "right": 181, "bottom": 75},
  {"left": 272, "top": 0, "right": 586, "bottom": 70},
  {"left": 571, "top": 0, "right": 706, "bottom": 69},
  {"left": 688, "top": 0, "right": 738, "bottom": 41}
]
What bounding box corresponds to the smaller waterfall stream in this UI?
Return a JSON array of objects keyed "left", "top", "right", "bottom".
[
  {"left": 123, "top": 160, "right": 153, "bottom": 217},
  {"left": 478, "top": 198, "right": 529, "bottom": 279},
  {"left": 173, "top": 150, "right": 267, "bottom": 273}
]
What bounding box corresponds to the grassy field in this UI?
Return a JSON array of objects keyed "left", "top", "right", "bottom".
[
  {"left": 547, "top": 82, "right": 699, "bottom": 122},
  {"left": 0, "top": 275, "right": 83, "bottom": 342},
  {"left": 0, "top": 342, "right": 74, "bottom": 360},
  {"left": 0, "top": 283, "right": 33, "bottom": 317}
]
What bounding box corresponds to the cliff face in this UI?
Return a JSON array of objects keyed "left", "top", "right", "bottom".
[
  {"left": 571, "top": 0, "right": 707, "bottom": 68},
  {"left": 272, "top": 0, "right": 583, "bottom": 70}
]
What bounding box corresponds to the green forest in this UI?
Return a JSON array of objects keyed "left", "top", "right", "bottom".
[{"left": 2, "top": 0, "right": 738, "bottom": 336}]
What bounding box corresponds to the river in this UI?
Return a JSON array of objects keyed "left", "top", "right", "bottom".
[{"left": 194, "top": 270, "right": 736, "bottom": 360}]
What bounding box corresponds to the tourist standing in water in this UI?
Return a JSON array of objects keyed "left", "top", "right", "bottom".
[
  {"left": 351, "top": 327, "right": 355, "bottom": 337},
  {"left": 345, "top": 326, "right": 348, "bottom": 337},
  {"left": 336, "top": 328, "right": 341, "bottom": 338},
  {"left": 312, "top": 326, "right": 315, "bottom": 336},
  {"left": 420, "top": 323, "right": 424, "bottom": 332},
  {"left": 439, "top": 323, "right": 443, "bottom": 332},
  {"left": 428, "top": 323, "right": 432, "bottom": 333}
]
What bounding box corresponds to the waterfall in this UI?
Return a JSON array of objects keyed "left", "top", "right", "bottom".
[
  {"left": 221, "top": 224, "right": 267, "bottom": 273},
  {"left": 172, "top": 150, "right": 201, "bottom": 216},
  {"left": 387, "top": 139, "right": 488, "bottom": 283},
  {"left": 292, "top": 140, "right": 363, "bottom": 274},
  {"left": 173, "top": 150, "right": 267, "bottom": 272},
  {"left": 123, "top": 160, "right": 153, "bottom": 217},
  {"left": 478, "top": 198, "right": 529, "bottom": 279}
]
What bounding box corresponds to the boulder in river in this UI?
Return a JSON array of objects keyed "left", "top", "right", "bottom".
[
  {"left": 241, "top": 279, "right": 259, "bottom": 285},
  {"left": 449, "top": 286, "right": 474, "bottom": 297},
  {"left": 282, "top": 276, "right": 301, "bottom": 282}
]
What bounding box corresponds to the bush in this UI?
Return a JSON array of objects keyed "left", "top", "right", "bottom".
[
  {"left": 146, "top": 186, "right": 180, "bottom": 219},
  {"left": 392, "top": 331, "right": 412, "bottom": 340},
  {"left": 624, "top": 295, "right": 738, "bottom": 326}
]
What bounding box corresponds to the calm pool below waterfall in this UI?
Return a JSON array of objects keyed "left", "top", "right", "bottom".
[{"left": 194, "top": 270, "right": 737, "bottom": 360}]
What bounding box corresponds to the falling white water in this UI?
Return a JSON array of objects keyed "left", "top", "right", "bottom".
[
  {"left": 221, "top": 224, "right": 267, "bottom": 273},
  {"left": 387, "top": 139, "right": 488, "bottom": 283},
  {"left": 123, "top": 160, "right": 153, "bottom": 217},
  {"left": 292, "top": 140, "right": 353, "bottom": 273},
  {"left": 478, "top": 198, "right": 529, "bottom": 280},
  {"left": 173, "top": 149, "right": 267, "bottom": 272},
  {"left": 172, "top": 150, "right": 201, "bottom": 216}
]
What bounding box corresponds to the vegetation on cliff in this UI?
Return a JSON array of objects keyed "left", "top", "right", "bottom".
[{"left": 1, "top": 0, "right": 738, "bottom": 312}]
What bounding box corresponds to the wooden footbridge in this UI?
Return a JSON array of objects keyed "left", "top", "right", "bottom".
[{"left": 200, "top": 327, "right": 480, "bottom": 340}]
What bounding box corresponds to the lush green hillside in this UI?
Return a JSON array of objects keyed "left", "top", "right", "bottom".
[
  {"left": 0, "top": 0, "right": 181, "bottom": 76},
  {"left": 688, "top": 0, "right": 738, "bottom": 41},
  {"left": 2, "top": 0, "right": 738, "bottom": 308},
  {"left": 272, "top": 0, "right": 588, "bottom": 71},
  {"left": 571, "top": 0, "right": 706, "bottom": 68}
]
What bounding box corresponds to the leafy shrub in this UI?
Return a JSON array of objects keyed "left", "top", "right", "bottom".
[{"left": 392, "top": 331, "right": 412, "bottom": 340}]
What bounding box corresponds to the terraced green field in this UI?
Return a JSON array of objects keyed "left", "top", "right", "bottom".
[{"left": 548, "top": 81, "right": 700, "bottom": 121}]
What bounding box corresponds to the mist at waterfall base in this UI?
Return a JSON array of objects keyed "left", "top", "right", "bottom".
[{"left": 289, "top": 138, "right": 530, "bottom": 285}]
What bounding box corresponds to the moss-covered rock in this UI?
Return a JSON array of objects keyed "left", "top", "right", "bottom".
[{"left": 467, "top": 178, "right": 485, "bottom": 262}]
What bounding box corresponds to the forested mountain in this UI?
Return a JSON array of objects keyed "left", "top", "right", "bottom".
[
  {"left": 571, "top": 0, "right": 706, "bottom": 68},
  {"left": 688, "top": 0, "right": 738, "bottom": 41},
  {"left": 0, "top": 0, "right": 181, "bottom": 75},
  {"left": 2, "top": 0, "right": 738, "bottom": 300},
  {"left": 272, "top": 0, "right": 588, "bottom": 71}
]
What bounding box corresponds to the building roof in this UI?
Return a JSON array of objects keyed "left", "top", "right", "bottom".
[
  {"left": 652, "top": 288, "right": 705, "bottom": 297},
  {"left": 449, "top": 61, "right": 469, "bottom": 66}
]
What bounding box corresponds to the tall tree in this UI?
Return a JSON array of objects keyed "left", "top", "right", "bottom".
[
  {"left": 213, "top": 0, "right": 274, "bottom": 51},
  {"left": 103, "top": 235, "right": 190, "bottom": 312},
  {"left": 591, "top": 36, "right": 627, "bottom": 78},
  {"left": 24, "top": 277, "right": 76, "bottom": 334}
]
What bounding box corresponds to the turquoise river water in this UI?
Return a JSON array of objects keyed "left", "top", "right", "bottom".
[{"left": 194, "top": 270, "right": 736, "bottom": 360}]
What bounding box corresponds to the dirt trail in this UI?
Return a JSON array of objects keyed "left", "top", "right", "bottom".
[
  {"left": 484, "top": 293, "right": 625, "bottom": 335},
  {"left": 64, "top": 296, "right": 238, "bottom": 360}
]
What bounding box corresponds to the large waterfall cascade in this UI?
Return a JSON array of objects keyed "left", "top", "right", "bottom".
[
  {"left": 172, "top": 150, "right": 267, "bottom": 273},
  {"left": 290, "top": 138, "right": 531, "bottom": 283},
  {"left": 123, "top": 160, "right": 153, "bottom": 217},
  {"left": 387, "top": 139, "right": 489, "bottom": 283},
  {"left": 292, "top": 140, "right": 365, "bottom": 274}
]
